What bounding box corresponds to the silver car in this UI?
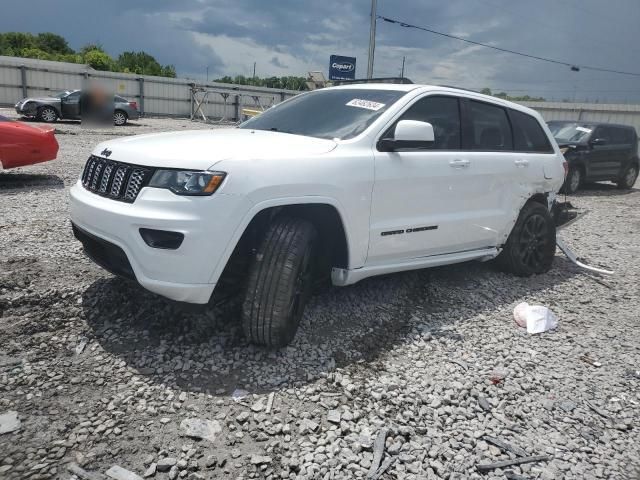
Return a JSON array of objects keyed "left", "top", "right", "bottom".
[{"left": 14, "top": 90, "right": 140, "bottom": 126}]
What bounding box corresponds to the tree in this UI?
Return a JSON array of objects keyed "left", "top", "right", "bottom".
[
  {"left": 35, "top": 33, "right": 73, "bottom": 55},
  {"left": 83, "top": 49, "right": 113, "bottom": 71},
  {"left": 480, "top": 87, "right": 492, "bottom": 95}
]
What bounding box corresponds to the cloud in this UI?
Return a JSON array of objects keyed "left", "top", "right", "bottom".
[
  {"left": 0, "top": 0, "right": 639, "bottom": 101},
  {"left": 270, "top": 56, "right": 288, "bottom": 69}
]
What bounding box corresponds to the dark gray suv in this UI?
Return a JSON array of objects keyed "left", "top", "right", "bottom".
[
  {"left": 15, "top": 90, "right": 140, "bottom": 126},
  {"left": 548, "top": 121, "right": 639, "bottom": 193}
]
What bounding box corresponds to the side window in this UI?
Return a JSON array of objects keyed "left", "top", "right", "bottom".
[
  {"left": 510, "top": 109, "right": 553, "bottom": 153},
  {"left": 594, "top": 126, "right": 612, "bottom": 143},
  {"left": 392, "top": 96, "right": 461, "bottom": 150},
  {"left": 611, "top": 127, "right": 629, "bottom": 145},
  {"left": 65, "top": 91, "right": 81, "bottom": 100},
  {"left": 469, "top": 101, "right": 513, "bottom": 151}
]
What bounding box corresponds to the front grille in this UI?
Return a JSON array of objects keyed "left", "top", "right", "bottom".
[{"left": 81, "top": 155, "right": 153, "bottom": 203}]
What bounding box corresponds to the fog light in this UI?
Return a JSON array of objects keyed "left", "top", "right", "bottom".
[{"left": 139, "top": 228, "right": 184, "bottom": 249}]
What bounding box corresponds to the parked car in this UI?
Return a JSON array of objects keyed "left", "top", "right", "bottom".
[
  {"left": 70, "top": 83, "right": 565, "bottom": 347},
  {"left": 0, "top": 115, "right": 58, "bottom": 169},
  {"left": 548, "top": 120, "right": 639, "bottom": 193},
  {"left": 14, "top": 90, "right": 140, "bottom": 126}
]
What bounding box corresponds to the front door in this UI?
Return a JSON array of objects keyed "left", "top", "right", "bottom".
[
  {"left": 587, "top": 126, "right": 622, "bottom": 179},
  {"left": 367, "top": 95, "right": 516, "bottom": 265},
  {"left": 61, "top": 91, "right": 81, "bottom": 119}
]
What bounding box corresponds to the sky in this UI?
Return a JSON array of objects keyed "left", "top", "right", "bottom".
[{"left": 2, "top": 0, "right": 640, "bottom": 103}]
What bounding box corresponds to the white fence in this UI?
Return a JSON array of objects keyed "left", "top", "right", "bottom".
[
  {"left": 519, "top": 101, "right": 640, "bottom": 136},
  {"left": 3, "top": 56, "right": 640, "bottom": 131},
  {"left": 0, "top": 56, "right": 299, "bottom": 120}
]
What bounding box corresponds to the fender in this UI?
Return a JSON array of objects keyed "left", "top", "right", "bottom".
[{"left": 207, "top": 195, "right": 358, "bottom": 284}]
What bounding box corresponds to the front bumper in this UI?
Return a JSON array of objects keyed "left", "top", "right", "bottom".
[
  {"left": 15, "top": 105, "right": 36, "bottom": 116},
  {"left": 69, "top": 181, "right": 249, "bottom": 304}
]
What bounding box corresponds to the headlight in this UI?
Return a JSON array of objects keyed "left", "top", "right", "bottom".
[{"left": 149, "top": 170, "right": 226, "bottom": 196}]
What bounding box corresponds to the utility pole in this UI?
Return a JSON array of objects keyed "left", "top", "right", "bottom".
[
  {"left": 253, "top": 62, "right": 256, "bottom": 79},
  {"left": 401, "top": 56, "right": 405, "bottom": 79},
  {"left": 206, "top": 66, "right": 209, "bottom": 82},
  {"left": 367, "top": 0, "right": 377, "bottom": 79}
]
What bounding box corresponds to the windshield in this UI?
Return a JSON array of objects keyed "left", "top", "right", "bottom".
[
  {"left": 54, "top": 91, "right": 71, "bottom": 98},
  {"left": 549, "top": 122, "right": 595, "bottom": 143},
  {"left": 239, "top": 88, "right": 406, "bottom": 140}
]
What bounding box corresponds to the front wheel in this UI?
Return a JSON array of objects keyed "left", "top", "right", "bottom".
[
  {"left": 242, "top": 217, "right": 317, "bottom": 347},
  {"left": 496, "top": 202, "right": 556, "bottom": 276},
  {"left": 561, "top": 166, "right": 581, "bottom": 194},
  {"left": 617, "top": 164, "right": 638, "bottom": 189},
  {"left": 37, "top": 106, "right": 58, "bottom": 123}
]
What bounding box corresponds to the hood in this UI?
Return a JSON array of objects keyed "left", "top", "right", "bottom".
[
  {"left": 19, "top": 97, "right": 62, "bottom": 104},
  {"left": 91, "top": 128, "right": 337, "bottom": 170}
]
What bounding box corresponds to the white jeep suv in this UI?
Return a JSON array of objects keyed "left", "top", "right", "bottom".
[{"left": 70, "top": 83, "right": 565, "bottom": 346}]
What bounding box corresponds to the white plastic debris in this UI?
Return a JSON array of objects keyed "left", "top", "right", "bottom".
[
  {"left": 231, "top": 389, "right": 249, "bottom": 402},
  {"left": 513, "top": 302, "right": 558, "bottom": 334}
]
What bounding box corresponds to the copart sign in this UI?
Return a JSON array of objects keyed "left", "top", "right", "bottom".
[{"left": 329, "top": 55, "right": 356, "bottom": 81}]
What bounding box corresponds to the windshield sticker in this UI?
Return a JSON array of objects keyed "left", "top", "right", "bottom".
[
  {"left": 346, "top": 99, "right": 386, "bottom": 111},
  {"left": 576, "top": 126, "right": 592, "bottom": 133}
]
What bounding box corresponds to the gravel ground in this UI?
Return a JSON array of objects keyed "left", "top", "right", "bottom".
[{"left": 1, "top": 108, "right": 639, "bottom": 480}]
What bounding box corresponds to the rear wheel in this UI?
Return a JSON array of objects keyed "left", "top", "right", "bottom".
[
  {"left": 561, "top": 166, "right": 581, "bottom": 194},
  {"left": 242, "top": 217, "right": 317, "bottom": 347},
  {"left": 113, "top": 110, "right": 128, "bottom": 126},
  {"left": 496, "top": 201, "right": 556, "bottom": 276},
  {"left": 617, "top": 164, "right": 638, "bottom": 189},
  {"left": 37, "top": 106, "right": 58, "bottom": 123}
]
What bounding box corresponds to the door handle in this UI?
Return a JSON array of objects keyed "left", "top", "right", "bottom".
[
  {"left": 514, "top": 159, "right": 529, "bottom": 167},
  {"left": 449, "top": 159, "right": 470, "bottom": 168}
]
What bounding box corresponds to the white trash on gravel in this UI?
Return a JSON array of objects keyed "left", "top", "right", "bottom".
[
  {"left": 0, "top": 411, "right": 20, "bottom": 434},
  {"left": 513, "top": 302, "right": 558, "bottom": 334}
]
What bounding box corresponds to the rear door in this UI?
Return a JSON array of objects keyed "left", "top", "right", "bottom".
[
  {"left": 612, "top": 127, "right": 635, "bottom": 177},
  {"left": 509, "top": 108, "right": 558, "bottom": 185}
]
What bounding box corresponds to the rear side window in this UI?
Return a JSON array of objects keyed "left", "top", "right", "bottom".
[
  {"left": 469, "top": 101, "right": 513, "bottom": 151},
  {"left": 393, "top": 96, "right": 461, "bottom": 150},
  {"left": 510, "top": 110, "right": 553, "bottom": 153},
  {"left": 611, "top": 127, "right": 632, "bottom": 145}
]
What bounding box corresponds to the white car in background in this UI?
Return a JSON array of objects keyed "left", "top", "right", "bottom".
[{"left": 70, "top": 83, "right": 565, "bottom": 347}]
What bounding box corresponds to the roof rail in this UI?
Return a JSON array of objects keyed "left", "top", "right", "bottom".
[
  {"left": 332, "top": 77, "right": 414, "bottom": 85},
  {"left": 438, "top": 84, "right": 480, "bottom": 93}
]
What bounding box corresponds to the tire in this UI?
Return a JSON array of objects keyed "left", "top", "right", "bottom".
[
  {"left": 242, "top": 217, "right": 317, "bottom": 347},
  {"left": 37, "top": 106, "right": 58, "bottom": 123},
  {"left": 560, "top": 166, "right": 581, "bottom": 194},
  {"left": 496, "top": 201, "right": 556, "bottom": 276},
  {"left": 617, "top": 164, "right": 638, "bottom": 189},
  {"left": 113, "top": 110, "right": 128, "bottom": 126}
]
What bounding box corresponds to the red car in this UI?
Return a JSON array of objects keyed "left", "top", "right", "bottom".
[{"left": 0, "top": 115, "right": 59, "bottom": 169}]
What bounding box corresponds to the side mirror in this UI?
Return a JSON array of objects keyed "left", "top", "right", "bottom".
[
  {"left": 591, "top": 138, "right": 607, "bottom": 146},
  {"left": 378, "top": 120, "right": 435, "bottom": 151}
]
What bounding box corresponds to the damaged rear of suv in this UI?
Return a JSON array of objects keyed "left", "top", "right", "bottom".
[{"left": 70, "top": 83, "right": 565, "bottom": 347}]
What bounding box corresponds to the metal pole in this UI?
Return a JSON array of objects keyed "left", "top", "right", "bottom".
[
  {"left": 19, "top": 65, "right": 27, "bottom": 98},
  {"left": 206, "top": 66, "right": 209, "bottom": 82},
  {"left": 253, "top": 62, "right": 256, "bottom": 79},
  {"left": 366, "top": 0, "right": 377, "bottom": 79},
  {"left": 138, "top": 77, "right": 145, "bottom": 116},
  {"left": 401, "top": 56, "right": 405, "bottom": 78}
]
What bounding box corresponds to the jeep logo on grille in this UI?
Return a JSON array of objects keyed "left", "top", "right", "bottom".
[
  {"left": 332, "top": 62, "right": 355, "bottom": 72},
  {"left": 100, "top": 148, "right": 112, "bottom": 158}
]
